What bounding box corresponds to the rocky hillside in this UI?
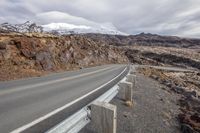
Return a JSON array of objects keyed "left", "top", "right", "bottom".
[
  {"left": 1, "top": 22, "right": 200, "bottom": 49},
  {"left": 0, "top": 33, "right": 128, "bottom": 81},
  {"left": 1, "top": 30, "right": 200, "bottom": 81},
  {"left": 84, "top": 33, "right": 200, "bottom": 48},
  {"left": 125, "top": 46, "right": 200, "bottom": 70}
]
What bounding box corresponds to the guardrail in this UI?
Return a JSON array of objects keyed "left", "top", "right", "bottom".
[{"left": 47, "top": 65, "right": 136, "bottom": 133}]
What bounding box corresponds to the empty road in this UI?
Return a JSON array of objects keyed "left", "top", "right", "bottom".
[{"left": 0, "top": 64, "right": 127, "bottom": 133}]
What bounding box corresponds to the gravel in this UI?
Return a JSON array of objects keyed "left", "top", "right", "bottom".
[{"left": 81, "top": 73, "right": 181, "bottom": 133}]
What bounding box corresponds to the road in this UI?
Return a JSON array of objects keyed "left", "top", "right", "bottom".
[
  {"left": 0, "top": 64, "right": 127, "bottom": 133},
  {"left": 135, "top": 65, "right": 195, "bottom": 72}
]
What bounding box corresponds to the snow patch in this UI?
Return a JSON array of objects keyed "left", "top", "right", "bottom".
[
  {"left": 42, "top": 22, "right": 128, "bottom": 35},
  {"left": 42, "top": 23, "right": 91, "bottom": 30}
]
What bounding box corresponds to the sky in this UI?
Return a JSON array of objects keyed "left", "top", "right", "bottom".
[{"left": 0, "top": 0, "right": 200, "bottom": 38}]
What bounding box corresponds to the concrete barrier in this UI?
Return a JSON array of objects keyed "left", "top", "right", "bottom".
[
  {"left": 118, "top": 81, "right": 133, "bottom": 102},
  {"left": 126, "top": 74, "right": 136, "bottom": 87},
  {"left": 129, "top": 66, "right": 136, "bottom": 75},
  {"left": 91, "top": 102, "right": 117, "bottom": 133}
]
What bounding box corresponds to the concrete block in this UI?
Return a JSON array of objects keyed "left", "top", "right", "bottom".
[
  {"left": 118, "top": 81, "right": 133, "bottom": 102},
  {"left": 91, "top": 102, "right": 117, "bottom": 133},
  {"left": 129, "top": 66, "right": 136, "bottom": 74},
  {"left": 126, "top": 74, "right": 136, "bottom": 86}
]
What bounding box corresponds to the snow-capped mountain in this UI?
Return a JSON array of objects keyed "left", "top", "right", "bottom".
[
  {"left": 42, "top": 23, "right": 128, "bottom": 35},
  {"left": 15, "top": 21, "right": 43, "bottom": 33},
  {"left": 0, "top": 21, "right": 127, "bottom": 35},
  {"left": 0, "top": 21, "right": 43, "bottom": 33}
]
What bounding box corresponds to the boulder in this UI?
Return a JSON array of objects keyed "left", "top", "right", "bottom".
[
  {"left": 21, "top": 49, "right": 36, "bottom": 58},
  {"left": 181, "top": 124, "right": 196, "bottom": 133},
  {"left": 36, "top": 51, "right": 54, "bottom": 70},
  {"left": 0, "top": 42, "right": 7, "bottom": 49},
  {"left": 183, "top": 91, "right": 198, "bottom": 99},
  {"left": 11, "top": 40, "right": 21, "bottom": 49},
  {"left": 59, "top": 50, "right": 71, "bottom": 63},
  {"left": 171, "top": 86, "right": 185, "bottom": 94}
]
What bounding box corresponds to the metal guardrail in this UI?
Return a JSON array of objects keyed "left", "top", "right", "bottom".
[{"left": 46, "top": 65, "right": 132, "bottom": 133}]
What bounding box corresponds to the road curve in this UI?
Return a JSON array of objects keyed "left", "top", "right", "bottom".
[
  {"left": 0, "top": 64, "right": 127, "bottom": 133},
  {"left": 135, "top": 65, "right": 195, "bottom": 72}
]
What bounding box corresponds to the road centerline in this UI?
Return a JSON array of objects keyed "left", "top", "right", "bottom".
[{"left": 0, "top": 66, "right": 115, "bottom": 96}]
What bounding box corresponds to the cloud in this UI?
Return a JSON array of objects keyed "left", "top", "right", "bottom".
[
  {"left": 35, "top": 11, "right": 97, "bottom": 26},
  {"left": 34, "top": 11, "right": 118, "bottom": 30},
  {"left": 0, "top": 0, "right": 200, "bottom": 38}
]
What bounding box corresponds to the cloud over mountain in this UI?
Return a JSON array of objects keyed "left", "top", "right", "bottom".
[{"left": 0, "top": 0, "right": 200, "bottom": 37}]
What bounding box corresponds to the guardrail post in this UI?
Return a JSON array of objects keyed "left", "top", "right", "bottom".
[
  {"left": 118, "top": 81, "right": 133, "bottom": 102},
  {"left": 90, "top": 102, "right": 117, "bottom": 133},
  {"left": 130, "top": 66, "right": 136, "bottom": 75},
  {"left": 126, "top": 74, "right": 136, "bottom": 87}
]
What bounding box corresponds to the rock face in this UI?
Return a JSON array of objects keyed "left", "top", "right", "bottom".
[
  {"left": 0, "top": 42, "right": 7, "bottom": 49},
  {"left": 0, "top": 33, "right": 128, "bottom": 80},
  {"left": 1, "top": 32, "right": 200, "bottom": 80},
  {"left": 36, "top": 51, "right": 54, "bottom": 70}
]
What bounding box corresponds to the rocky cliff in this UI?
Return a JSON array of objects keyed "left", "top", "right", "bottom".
[
  {"left": 0, "top": 33, "right": 128, "bottom": 80},
  {"left": 1, "top": 32, "right": 200, "bottom": 81}
]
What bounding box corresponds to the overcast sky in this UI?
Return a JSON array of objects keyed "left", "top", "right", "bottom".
[{"left": 0, "top": 0, "right": 200, "bottom": 38}]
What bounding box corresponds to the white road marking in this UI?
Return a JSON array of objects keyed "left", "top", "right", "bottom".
[
  {"left": 0, "top": 66, "right": 115, "bottom": 96},
  {"left": 11, "top": 66, "right": 127, "bottom": 133}
]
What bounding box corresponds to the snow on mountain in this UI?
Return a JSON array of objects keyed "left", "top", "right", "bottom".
[
  {"left": 42, "top": 22, "right": 128, "bottom": 35},
  {"left": 0, "top": 21, "right": 128, "bottom": 35},
  {"left": 0, "top": 21, "right": 43, "bottom": 33},
  {"left": 15, "top": 21, "right": 43, "bottom": 33},
  {"left": 42, "top": 23, "right": 90, "bottom": 30}
]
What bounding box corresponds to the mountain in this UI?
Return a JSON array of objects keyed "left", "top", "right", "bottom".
[
  {"left": 0, "top": 21, "right": 43, "bottom": 33},
  {"left": 83, "top": 33, "right": 200, "bottom": 48},
  {"left": 0, "top": 21, "right": 127, "bottom": 35},
  {"left": 1, "top": 21, "right": 200, "bottom": 48},
  {"left": 42, "top": 22, "right": 127, "bottom": 35}
]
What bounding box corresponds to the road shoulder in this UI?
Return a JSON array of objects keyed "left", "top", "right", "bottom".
[{"left": 81, "top": 72, "right": 181, "bottom": 133}]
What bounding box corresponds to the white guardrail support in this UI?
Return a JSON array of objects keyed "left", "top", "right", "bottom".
[
  {"left": 118, "top": 81, "right": 133, "bottom": 102},
  {"left": 47, "top": 65, "right": 136, "bottom": 133},
  {"left": 91, "top": 102, "right": 117, "bottom": 133}
]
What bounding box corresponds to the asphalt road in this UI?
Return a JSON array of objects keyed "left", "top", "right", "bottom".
[
  {"left": 0, "top": 64, "right": 127, "bottom": 133},
  {"left": 135, "top": 65, "right": 195, "bottom": 72}
]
